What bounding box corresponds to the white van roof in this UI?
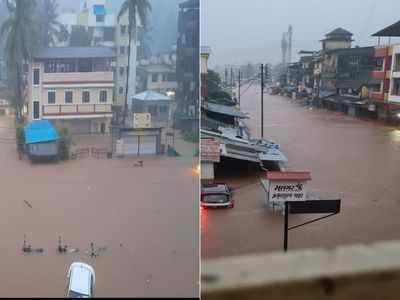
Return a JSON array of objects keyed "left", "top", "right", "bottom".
[{"left": 69, "top": 263, "right": 93, "bottom": 295}]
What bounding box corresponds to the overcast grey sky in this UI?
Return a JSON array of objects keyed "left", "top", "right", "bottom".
[{"left": 201, "top": 0, "right": 400, "bottom": 67}]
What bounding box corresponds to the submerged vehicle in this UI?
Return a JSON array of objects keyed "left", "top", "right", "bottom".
[
  {"left": 201, "top": 183, "right": 234, "bottom": 208},
  {"left": 66, "top": 262, "right": 95, "bottom": 298}
]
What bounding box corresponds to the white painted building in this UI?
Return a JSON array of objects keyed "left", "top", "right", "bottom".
[{"left": 27, "top": 47, "right": 115, "bottom": 134}]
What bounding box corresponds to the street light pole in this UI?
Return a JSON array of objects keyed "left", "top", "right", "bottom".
[{"left": 261, "top": 63, "right": 264, "bottom": 139}]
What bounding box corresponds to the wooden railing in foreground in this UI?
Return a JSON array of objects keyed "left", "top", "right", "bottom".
[{"left": 202, "top": 240, "right": 400, "bottom": 300}]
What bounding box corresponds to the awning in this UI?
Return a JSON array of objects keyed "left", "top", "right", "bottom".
[
  {"left": 93, "top": 5, "right": 105, "bottom": 16},
  {"left": 24, "top": 120, "right": 59, "bottom": 144},
  {"left": 202, "top": 102, "right": 248, "bottom": 118},
  {"left": 319, "top": 90, "right": 336, "bottom": 98}
]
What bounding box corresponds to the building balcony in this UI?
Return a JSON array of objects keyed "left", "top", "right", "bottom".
[
  {"left": 370, "top": 91, "right": 385, "bottom": 102},
  {"left": 42, "top": 72, "right": 114, "bottom": 86},
  {"left": 374, "top": 46, "right": 388, "bottom": 58},
  {"left": 372, "top": 70, "right": 385, "bottom": 80},
  {"left": 42, "top": 104, "right": 112, "bottom": 118}
]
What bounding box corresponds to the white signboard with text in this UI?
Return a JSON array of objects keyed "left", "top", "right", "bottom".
[{"left": 268, "top": 180, "right": 307, "bottom": 202}]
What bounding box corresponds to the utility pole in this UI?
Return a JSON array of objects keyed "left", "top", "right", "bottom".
[
  {"left": 224, "top": 68, "right": 228, "bottom": 87},
  {"left": 238, "top": 70, "right": 241, "bottom": 107},
  {"left": 261, "top": 63, "right": 264, "bottom": 139},
  {"left": 230, "top": 67, "right": 234, "bottom": 94}
]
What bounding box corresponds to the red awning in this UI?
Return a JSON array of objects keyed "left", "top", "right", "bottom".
[{"left": 266, "top": 171, "right": 311, "bottom": 181}]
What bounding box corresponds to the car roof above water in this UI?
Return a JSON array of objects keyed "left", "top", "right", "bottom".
[
  {"left": 202, "top": 184, "right": 229, "bottom": 194},
  {"left": 69, "top": 263, "right": 93, "bottom": 295}
]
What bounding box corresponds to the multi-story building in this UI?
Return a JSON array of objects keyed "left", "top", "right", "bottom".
[
  {"left": 370, "top": 20, "right": 400, "bottom": 120},
  {"left": 58, "top": 0, "right": 132, "bottom": 110},
  {"left": 176, "top": 0, "right": 199, "bottom": 120},
  {"left": 27, "top": 47, "right": 115, "bottom": 134},
  {"left": 137, "top": 50, "right": 177, "bottom": 97},
  {"left": 200, "top": 46, "right": 211, "bottom": 102}
]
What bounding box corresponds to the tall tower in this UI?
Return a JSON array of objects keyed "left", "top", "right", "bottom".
[{"left": 287, "top": 25, "right": 292, "bottom": 64}]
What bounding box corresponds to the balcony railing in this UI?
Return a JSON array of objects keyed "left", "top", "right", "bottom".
[
  {"left": 42, "top": 71, "right": 114, "bottom": 85},
  {"left": 42, "top": 104, "right": 112, "bottom": 116},
  {"left": 372, "top": 70, "right": 385, "bottom": 80},
  {"left": 371, "top": 91, "right": 385, "bottom": 102}
]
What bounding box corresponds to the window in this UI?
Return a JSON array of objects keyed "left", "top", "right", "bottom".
[
  {"left": 33, "top": 101, "right": 40, "bottom": 119},
  {"left": 159, "top": 105, "right": 168, "bottom": 113},
  {"left": 119, "top": 87, "right": 124, "bottom": 94},
  {"left": 394, "top": 54, "right": 400, "bottom": 72},
  {"left": 121, "top": 25, "right": 126, "bottom": 35},
  {"left": 152, "top": 74, "right": 158, "bottom": 82},
  {"left": 120, "top": 46, "right": 125, "bottom": 55},
  {"left": 33, "top": 68, "right": 40, "bottom": 85},
  {"left": 162, "top": 74, "right": 168, "bottom": 82},
  {"left": 96, "top": 14, "right": 104, "bottom": 22},
  {"left": 99, "top": 90, "right": 107, "bottom": 102},
  {"left": 65, "top": 91, "right": 73, "bottom": 103},
  {"left": 392, "top": 79, "right": 400, "bottom": 96},
  {"left": 120, "top": 67, "right": 124, "bottom": 76},
  {"left": 48, "top": 91, "right": 56, "bottom": 104},
  {"left": 82, "top": 91, "right": 90, "bottom": 103}
]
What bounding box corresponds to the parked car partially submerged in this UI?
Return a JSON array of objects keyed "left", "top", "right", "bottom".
[
  {"left": 66, "top": 262, "right": 95, "bottom": 298},
  {"left": 201, "top": 183, "right": 234, "bottom": 208}
]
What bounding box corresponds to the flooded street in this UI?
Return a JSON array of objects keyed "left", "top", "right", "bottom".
[
  {"left": 0, "top": 116, "right": 198, "bottom": 297},
  {"left": 202, "top": 84, "right": 400, "bottom": 259}
]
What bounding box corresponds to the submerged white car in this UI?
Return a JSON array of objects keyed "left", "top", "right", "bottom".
[{"left": 66, "top": 262, "right": 95, "bottom": 298}]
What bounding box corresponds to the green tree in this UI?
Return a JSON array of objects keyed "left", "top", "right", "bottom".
[
  {"left": 1, "top": 0, "right": 38, "bottom": 122},
  {"left": 118, "top": 0, "right": 152, "bottom": 125},
  {"left": 37, "top": 0, "right": 66, "bottom": 47},
  {"left": 205, "top": 69, "right": 234, "bottom": 105}
]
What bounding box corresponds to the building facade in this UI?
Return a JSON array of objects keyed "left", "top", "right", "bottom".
[
  {"left": 176, "top": 0, "right": 199, "bottom": 119},
  {"left": 58, "top": 0, "right": 132, "bottom": 110},
  {"left": 137, "top": 51, "right": 177, "bottom": 97},
  {"left": 27, "top": 47, "right": 115, "bottom": 134}
]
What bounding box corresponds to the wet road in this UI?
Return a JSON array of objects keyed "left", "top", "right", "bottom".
[
  {"left": 202, "top": 84, "right": 400, "bottom": 259},
  {"left": 0, "top": 116, "right": 199, "bottom": 297}
]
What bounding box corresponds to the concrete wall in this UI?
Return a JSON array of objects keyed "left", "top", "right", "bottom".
[{"left": 203, "top": 240, "right": 400, "bottom": 300}]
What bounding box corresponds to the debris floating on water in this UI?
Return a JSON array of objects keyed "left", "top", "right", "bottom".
[{"left": 23, "top": 200, "right": 32, "bottom": 208}]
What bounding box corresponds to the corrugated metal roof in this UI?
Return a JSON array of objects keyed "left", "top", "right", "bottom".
[
  {"left": 372, "top": 20, "right": 400, "bottom": 37},
  {"left": 24, "top": 120, "right": 59, "bottom": 144},
  {"left": 34, "top": 47, "right": 115, "bottom": 59},
  {"left": 132, "top": 90, "right": 171, "bottom": 101},
  {"left": 203, "top": 102, "right": 248, "bottom": 118}
]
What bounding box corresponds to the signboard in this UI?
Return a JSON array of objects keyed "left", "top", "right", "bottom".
[
  {"left": 289, "top": 199, "right": 341, "bottom": 214},
  {"left": 133, "top": 113, "right": 151, "bottom": 128},
  {"left": 201, "top": 138, "right": 220, "bottom": 163},
  {"left": 269, "top": 181, "right": 307, "bottom": 202}
]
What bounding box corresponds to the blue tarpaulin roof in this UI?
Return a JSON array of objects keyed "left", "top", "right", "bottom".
[
  {"left": 24, "top": 120, "right": 59, "bottom": 144},
  {"left": 133, "top": 90, "right": 171, "bottom": 101},
  {"left": 93, "top": 5, "right": 105, "bottom": 16}
]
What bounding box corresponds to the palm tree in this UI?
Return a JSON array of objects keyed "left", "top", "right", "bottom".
[
  {"left": 37, "top": 0, "right": 66, "bottom": 47},
  {"left": 1, "top": 0, "right": 38, "bottom": 122},
  {"left": 118, "top": 0, "right": 152, "bottom": 125}
]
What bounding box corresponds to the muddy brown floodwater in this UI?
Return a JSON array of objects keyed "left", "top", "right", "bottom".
[
  {"left": 202, "top": 84, "right": 400, "bottom": 259},
  {"left": 0, "top": 116, "right": 199, "bottom": 297}
]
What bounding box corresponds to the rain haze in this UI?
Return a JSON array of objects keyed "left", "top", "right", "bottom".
[{"left": 201, "top": 0, "right": 400, "bottom": 66}]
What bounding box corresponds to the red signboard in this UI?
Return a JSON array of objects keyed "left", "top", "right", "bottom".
[{"left": 201, "top": 138, "right": 220, "bottom": 162}]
